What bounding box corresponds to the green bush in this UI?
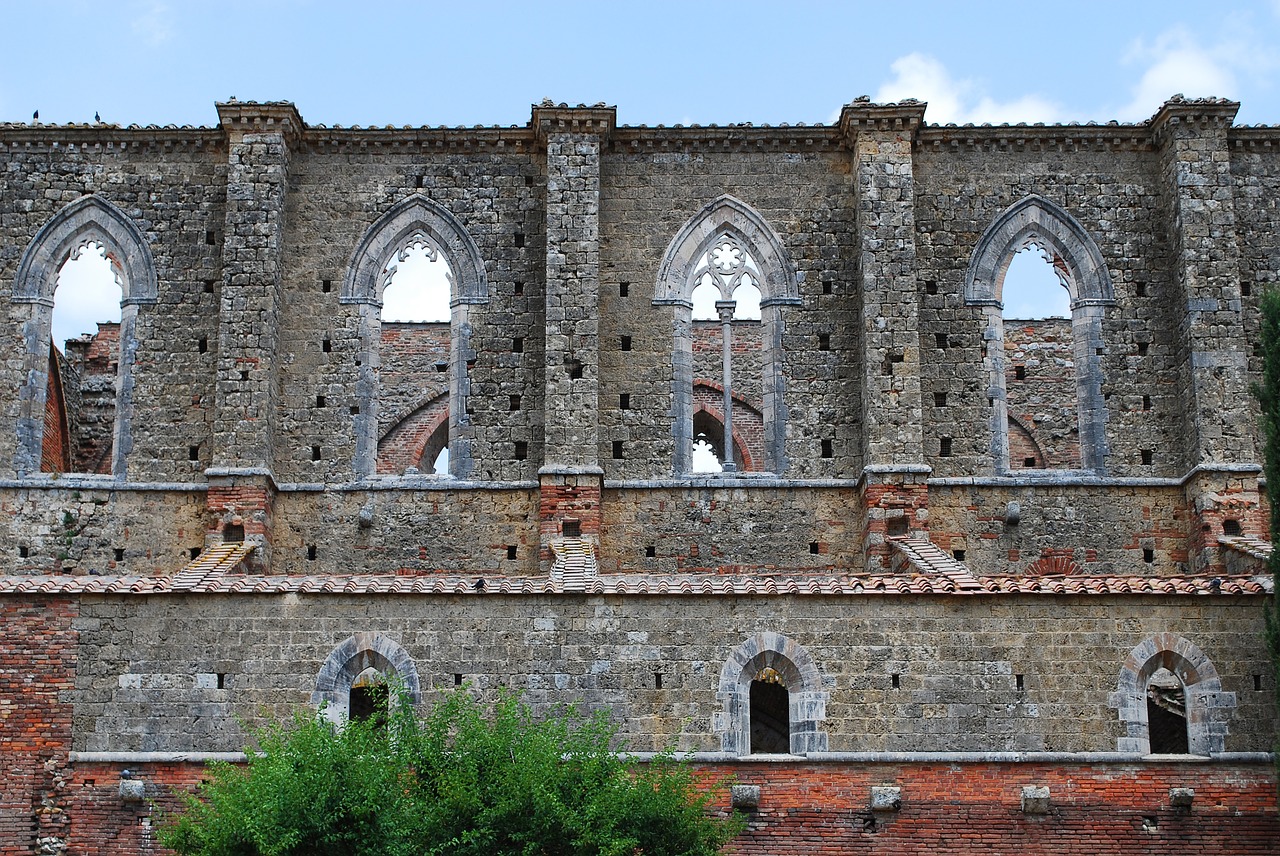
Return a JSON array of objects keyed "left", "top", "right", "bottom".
[{"left": 160, "top": 689, "right": 742, "bottom": 856}]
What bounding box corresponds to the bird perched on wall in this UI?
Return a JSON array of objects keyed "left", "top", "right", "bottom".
[
  {"left": 95, "top": 111, "right": 101, "bottom": 123},
  {"left": 32, "top": 110, "right": 38, "bottom": 122}
]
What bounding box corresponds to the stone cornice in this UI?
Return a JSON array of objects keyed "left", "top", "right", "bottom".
[
  {"left": 302, "top": 125, "right": 536, "bottom": 153},
  {"left": 1228, "top": 126, "right": 1280, "bottom": 150},
  {"left": 917, "top": 124, "right": 1154, "bottom": 153},
  {"left": 0, "top": 125, "right": 222, "bottom": 153},
  {"left": 1149, "top": 96, "right": 1240, "bottom": 146},
  {"left": 610, "top": 125, "right": 840, "bottom": 153},
  {"left": 838, "top": 99, "right": 928, "bottom": 145},
  {"left": 530, "top": 101, "right": 616, "bottom": 147},
  {"left": 215, "top": 100, "right": 305, "bottom": 145}
]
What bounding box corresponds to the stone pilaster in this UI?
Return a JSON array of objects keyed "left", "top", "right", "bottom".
[
  {"left": 1152, "top": 97, "right": 1263, "bottom": 571},
  {"left": 532, "top": 103, "right": 614, "bottom": 561},
  {"left": 206, "top": 101, "right": 301, "bottom": 569},
  {"left": 841, "top": 100, "right": 931, "bottom": 564}
]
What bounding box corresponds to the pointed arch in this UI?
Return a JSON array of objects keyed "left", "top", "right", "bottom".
[
  {"left": 714, "top": 632, "right": 828, "bottom": 756},
  {"left": 11, "top": 195, "right": 155, "bottom": 478},
  {"left": 1108, "top": 634, "right": 1236, "bottom": 756},
  {"left": 654, "top": 196, "right": 799, "bottom": 474},
  {"left": 965, "top": 195, "right": 1114, "bottom": 474},
  {"left": 342, "top": 195, "right": 488, "bottom": 479},
  {"left": 655, "top": 195, "right": 800, "bottom": 307},
  {"left": 312, "top": 632, "right": 421, "bottom": 725}
]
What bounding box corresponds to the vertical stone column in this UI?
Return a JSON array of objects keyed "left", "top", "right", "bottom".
[
  {"left": 716, "top": 299, "right": 737, "bottom": 471},
  {"left": 532, "top": 103, "right": 614, "bottom": 565},
  {"left": 840, "top": 100, "right": 930, "bottom": 566},
  {"left": 205, "top": 101, "right": 302, "bottom": 570},
  {"left": 1152, "top": 97, "right": 1262, "bottom": 573}
]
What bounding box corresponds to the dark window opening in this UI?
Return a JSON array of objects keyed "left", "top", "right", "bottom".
[
  {"left": 349, "top": 680, "right": 388, "bottom": 727},
  {"left": 350, "top": 405, "right": 360, "bottom": 415},
  {"left": 1242, "top": 282, "right": 1252, "bottom": 297},
  {"left": 514, "top": 231, "right": 525, "bottom": 248},
  {"left": 619, "top": 281, "right": 630, "bottom": 297},
  {"left": 891, "top": 673, "right": 900, "bottom": 689},
  {"left": 1143, "top": 395, "right": 1152, "bottom": 411},
  {"left": 1136, "top": 282, "right": 1147, "bottom": 297},
  {"left": 312, "top": 445, "right": 322, "bottom": 461},
  {"left": 822, "top": 280, "right": 833, "bottom": 295},
  {"left": 1146, "top": 672, "right": 1188, "bottom": 754},
  {"left": 1137, "top": 341, "right": 1149, "bottom": 356},
  {"left": 322, "top": 339, "right": 332, "bottom": 353},
  {"left": 821, "top": 438, "right": 834, "bottom": 458},
  {"left": 562, "top": 519, "right": 581, "bottom": 538},
  {"left": 203, "top": 280, "right": 215, "bottom": 294},
  {"left": 512, "top": 337, "right": 524, "bottom": 353},
  {"left": 936, "top": 332, "right": 948, "bottom": 349},
  {"left": 306, "top": 545, "right": 317, "bottom": 561},
  {"left": 509, "top": 395, "right": 521, "bottom": 411},
  {"left": 1254, "top": 674, "right": 1263, "bottom": 691},
  {"left": 205, "top": 230, "right": 217, "bottom": 246},
  {"left": 1015, "top": 674, "right": 1025, "bottom": 691},
  {"left": 514, "top": 281, "right": 525, "bottom": 295},
  {"left": 818, "top": 333, "right": 830, "bottom": 351},
  {"left": 749, "top": 678, "right": 790, "bottom": 754},
  {"left": 113, "top": 547, "right": 124, "bottom": 562},
  {"left": 620, "top": 335, "right": 632, "bottom": 352},
  {"left": 569, "top": 361, "right": 583, "bottom": 380},
  {"left": 925, "top": 280, "right": 938, "bottom": 295},
  {"left": 223, "top": 524, "right": 245, "bottom": 543},
  {"left": 18, "top": 545, "right": 29, "bottom": 558},
  {"left": 809, "top": 541, "right": 820, "bottom": 555},
  {"left": 506, "top": 545, "right": 517, "bottom": 560},
  {"left": 514, "top": 441, "right": 528, "bottom": 460},
  {"left": 1223, "top": 519, "right": 1242, "bottom": 536},
  {"left": 654, "top": 672, "right": 663, "bottom": 689},
  {"left": 619, "top": 393, "right": 630, "bottom": 410},
  {"left": 939, "top": 437, "right": 953, "bottom": 457},
  {"left": 1014, "top": 365, "right": 1026, "bottom": 380},
  {"left": 1143, "top": 548, "right": 1155, "bottom": 563},
  {"left": 952, "top": 549, "right": 966, "bottom": 561},
  {"left": 316, "top": 395, "right": 326, "bottom": 408},
  {"left": 322, "top": 279, "right": 332, "bottom": 293},
  {"left": 239, "top": 369, "right": 250, "bottom": 381},
  {"left": 645, "top": 545, "right": 656, "bottom": 558},
  {"left": 613, "top": 440, "right": 624, "bottom": 459},
  {"left": 1023, "top": 456, "right": 1037, "bottom": 467},
  {"left": 189, "top": 445, "right": 200, "bottom": 461},
  {"left": 453, "top": 672, "right": 463, "bottom": 686},
  {"left": 189, "top": 546, "right": 201, "bottom": 560},
  {"left": 887, "top": 517, "right": 909, "bottom": 537},
  {"left": 198, "top": 337, "right": 208, "bottom": 354},
  {"left": 1141, "top": 449, "right": 1153, "bottom": 465},
  {"left": 935, "top": 391, "right": 948, "bottom": 407},
  {"left": 216, "top": 673, "right": 226, "bottom": 690}
]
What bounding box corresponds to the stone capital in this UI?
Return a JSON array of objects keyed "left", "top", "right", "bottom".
[
  {"left": 1149, "top": 96, "right": 1239, "bottom": 146},
  {"left": 838, "top": 98, "right": 927, "bottom": 146},
  {"left": 531, "top": 101, "right": 616, "bottom": 147},
  {"left": 215, "top": 100, "right": 305, "bottom": 145}
]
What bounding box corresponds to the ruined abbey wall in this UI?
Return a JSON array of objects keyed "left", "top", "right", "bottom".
[{"left": 0, "top": 97, "right": 1277, "bottom": 853}]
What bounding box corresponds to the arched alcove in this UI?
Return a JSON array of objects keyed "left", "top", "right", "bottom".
[
  {"left": 1108, "top": 634, "right": 1236, "bottom": 756},
  {"left": 11, "top": 195, "right": 157, "bottom": 478},
  {"left": 312, "top": 632, "right": 421, "bottom": 726},
  {"left": 715, "top": 632, "right": 828, "bottom": 756},
  {"left": 342, "top": 195, "right": 487, "bottom": 479},
  {"left": 965, "top": 195, "right": 1114, "bottom": 474},
  {"left": 655, "top": 196, "right": 800, "bottom": 475}
]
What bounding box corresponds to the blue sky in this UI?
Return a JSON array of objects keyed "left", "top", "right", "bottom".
[
  {"left": 17, "top": 0, "right": 1280, "bottom": 340},
  {"left": 4, "top": 1, "right": 1280, "bottom": 128}
]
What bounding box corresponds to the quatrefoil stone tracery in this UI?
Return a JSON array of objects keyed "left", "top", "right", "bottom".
[{"left": 694, "top": 235, "right": 759, "bottom": 299}]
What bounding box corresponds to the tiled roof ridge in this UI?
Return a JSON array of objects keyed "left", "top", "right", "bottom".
[
  {"left": 1219, "top": 534, "right": 1273, "bottom": 561},
  {"left": 0, "top": 569, "right": 1268, "bottom": 596},
  {"left": 889, "top": 536, "right": 985, "bottom": 590}
]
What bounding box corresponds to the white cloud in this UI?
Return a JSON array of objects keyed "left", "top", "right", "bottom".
[
  {"left": 1116, "top": 28, "right": 1239, "bottom": 121},
  {"left": 131, "top": 0, "right": 174, "bottom": 47},
  {"left": 872, "top": 53, "right": 1064, "bottom": 125}
]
